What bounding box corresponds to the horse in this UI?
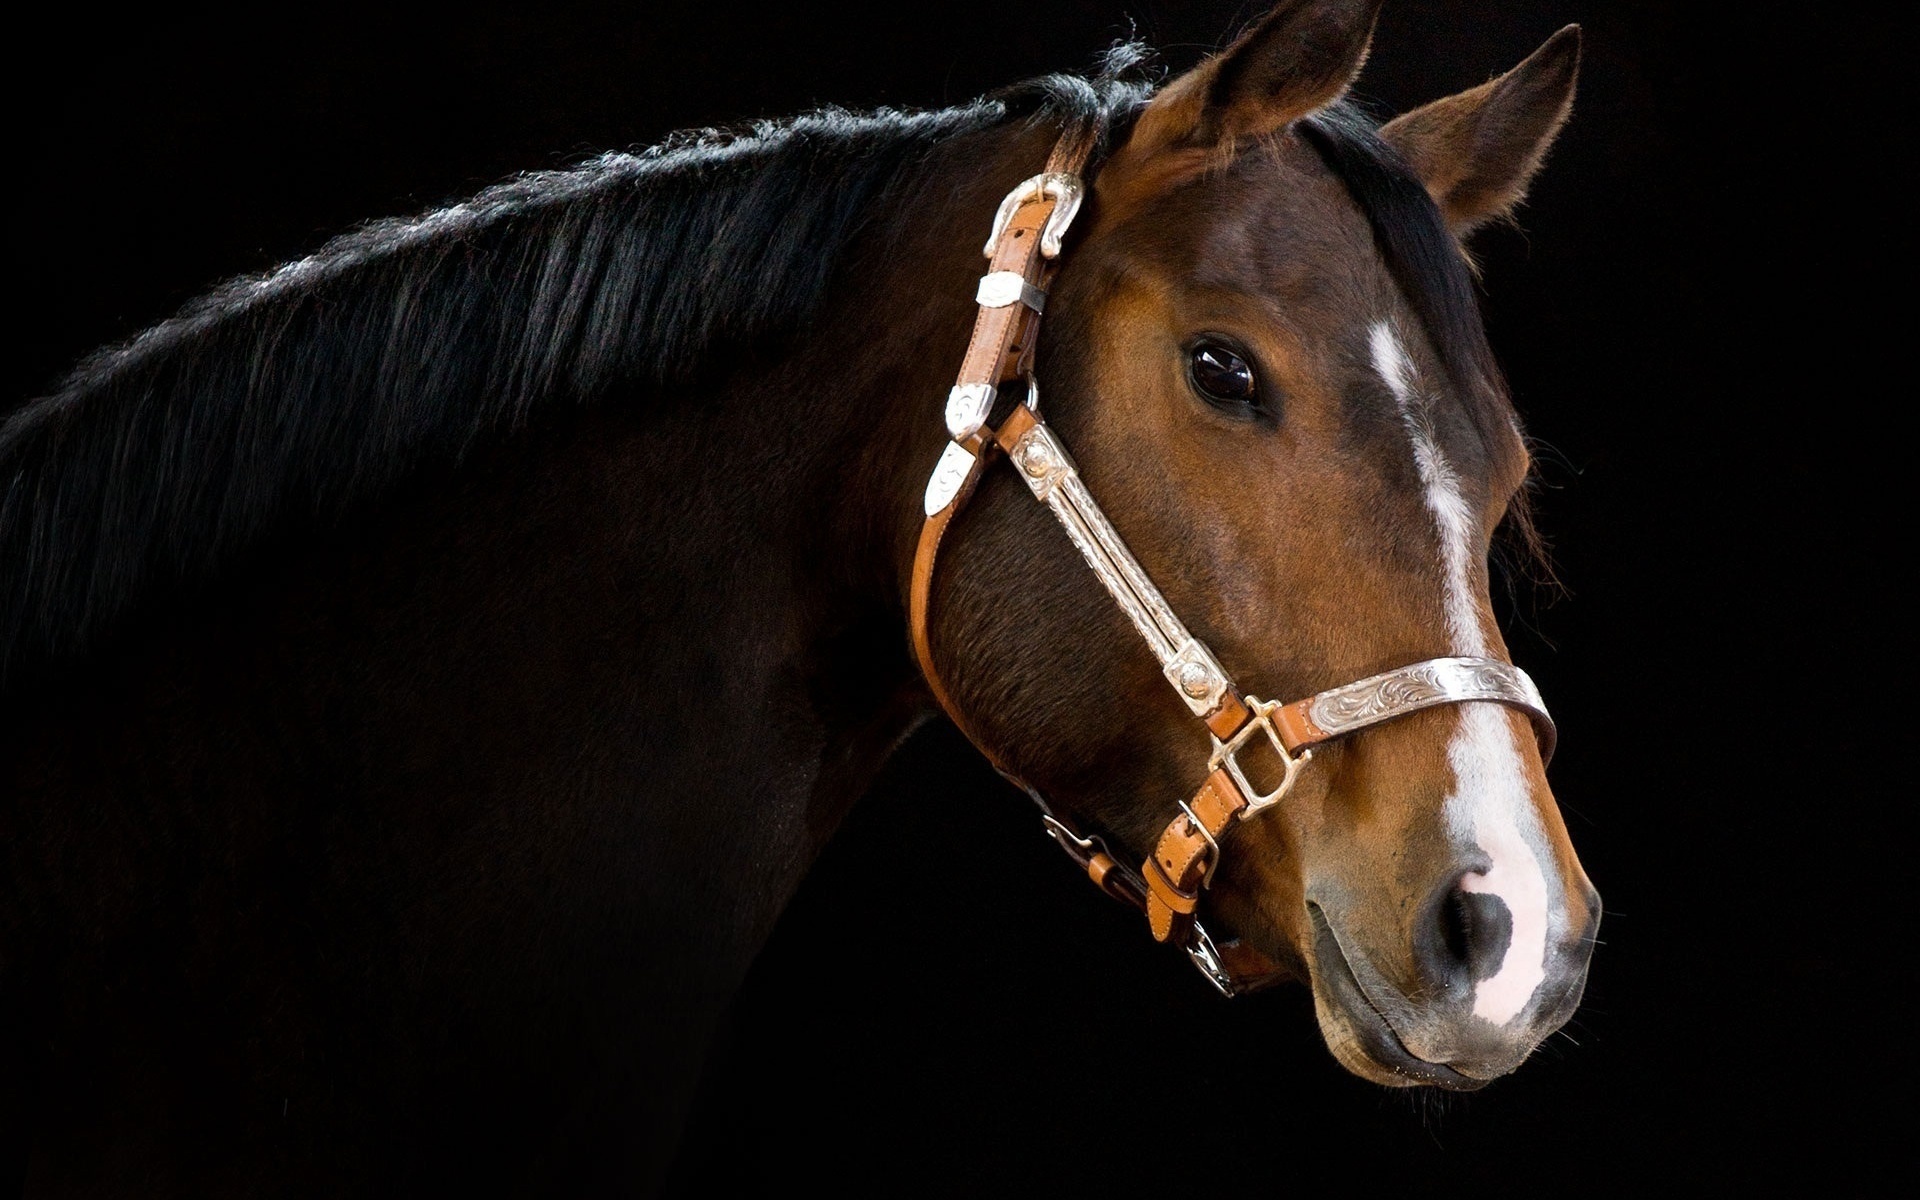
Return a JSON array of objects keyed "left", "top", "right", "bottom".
[{"left": 1, "top": 1, "right": 1599, "bottom": 1191}]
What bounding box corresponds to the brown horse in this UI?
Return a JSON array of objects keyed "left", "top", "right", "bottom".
[{"left": 1, "top": 1, "right": 1597, "bottom": 1191}]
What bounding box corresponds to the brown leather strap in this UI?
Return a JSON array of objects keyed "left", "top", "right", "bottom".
[
  {"left": 956, "top": 201, "right": 1054, "bottom": 397},
  {"left": 910, "top": 139, "right": 1086, "bottom": 766},
  {"left": 991, "top": 402, "right": 1039, "bottom": 454},
  {"left": 1144, "top": 767, "right": 1248, "bottom": 943},
  {"left": 1043, "top": 115, "right": 1101, "bottom": 180},
  {"left": 1272, "top": 697, "right": 1334, "bottom": 753},
  {"left": 909, "top": 454, "right": 1001, "bottom": 765},
  {"left": 1204, "top": 693, "right": 1253, "bottom": 741}
]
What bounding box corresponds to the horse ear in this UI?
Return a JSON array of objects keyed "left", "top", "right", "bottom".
[
  {"left": 1122, "top": 0, "right": 1384, "bottom": 156},
  {"left": 1379, "top": 25, "right": 1582, "bottom": 236}
]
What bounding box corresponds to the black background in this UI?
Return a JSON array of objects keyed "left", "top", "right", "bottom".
[{"left": 11, "top": 1, "right": 1900, "bottom": 1192}]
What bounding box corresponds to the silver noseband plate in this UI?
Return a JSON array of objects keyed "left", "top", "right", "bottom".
[{"left": 1308, "top": 657, "right": 1555, "bottom": 763}]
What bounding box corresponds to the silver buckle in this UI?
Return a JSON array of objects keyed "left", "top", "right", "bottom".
[
  {"left": 1208, "top": 698, "right": 1310, "bottom": 817},
  {"left": 982, "top": 172, "right": 1084, "bottom": 260},
  {"left": 1176, "top": 799, "right": 1223, "bottom": 890}
]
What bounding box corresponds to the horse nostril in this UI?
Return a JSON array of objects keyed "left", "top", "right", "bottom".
[
  {"left": 1440, "top": 888, "right": 1473, "bottom": 965},
  {"left": 1422, "top": 881, "right": 1514, "bottom": 988}
]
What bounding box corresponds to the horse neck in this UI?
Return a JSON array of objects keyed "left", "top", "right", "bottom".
[
  {"left": 382, "top": 113, "right": 1056, "bottom": 956},
  {"left": 6, "top": 115, "right": 1046, "bottom": 983},
  {"left": 0, "top": 115, "right": 1065, "bottom": 1178}
]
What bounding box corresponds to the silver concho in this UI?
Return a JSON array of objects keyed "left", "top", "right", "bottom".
[{"left": 1163, "top": 639, "right": 1229, "bottom": 716}]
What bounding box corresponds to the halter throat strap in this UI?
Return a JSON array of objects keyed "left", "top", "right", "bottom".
[{"left": 907, "top": 123, "right": 1555, "bottom": 996}]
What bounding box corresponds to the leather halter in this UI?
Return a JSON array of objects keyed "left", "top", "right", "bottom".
[{"left": 908, "top": 123, "right": 1556, "bottom": 996}]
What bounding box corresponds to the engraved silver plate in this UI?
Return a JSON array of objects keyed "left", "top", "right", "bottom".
[
  {"left": 1306, "top": 656, "right": 1556, "bottom": 761},
  {"left": 1163, "top": 639, "right": 1229, "bottom": 717},
  {"left": 1009, "top": 416, "right": 1553, "bottom": 758},
  {"left": 923, "top": 441, "right": 977, "bottom": 517},
  {"left": 975, "top": 271, "right": 1047, "bottom": 312},
  {"left": 1012, "top": 421, "right": 1234, "bottom": 710},
  {"left": 945, "top": 382, "right": 997, "bottom": 441}
]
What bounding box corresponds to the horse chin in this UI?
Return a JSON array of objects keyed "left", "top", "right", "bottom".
[{"left": 1303, "top": 904, "right": 1491, "bottom": 1092}]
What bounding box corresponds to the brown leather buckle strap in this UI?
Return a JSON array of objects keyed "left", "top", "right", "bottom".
[
  {"left": 910, "top": 128, "right": 1095, "bottom": 770},
  {"left": 1144, "top": 768, "right": 1244, "bottom": 943}
]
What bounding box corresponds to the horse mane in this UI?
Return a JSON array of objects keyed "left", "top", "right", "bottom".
[
  {"left": 0, "top": 50, "right": 1153, "bottom": 684},
  {"left": 0, "top": 44, "right": 1545, "bottom": 686}
]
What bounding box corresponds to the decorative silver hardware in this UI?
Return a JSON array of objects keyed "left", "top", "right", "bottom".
[
  {"left": 918, "top": 148, "right": 1571, "bottom": 999},
  {"left": 1164, "top": 640, "right": 1229, "bottom": 716},
  {"left": 976, "top": 271, "right": 1047, "bottom": 312},
  {"left": 983, "top": 172, "right": 1085, "bottom": 260},
  {"left": 1011, "top": 421, "right": 1235, "bottom": 717},
  {"left": 1186, "top": 920, "right": 1238, "bottom": 997},
  {"left": 1011, "top": 425, "right": 1070, "bottom": 499},
  {"left": 1020, "top": 442, "right": 1056, "bottom": 478},
  {"left": 923, "top": 441, "right": 977, "bottom": 517},
  {"left": 945, "top": 382, "right": 998, "bottom": 441},
  {"left": 1056, "top": 469, "right": 1191, "bottom": 662},
  {"left": 1307, "top": 656, "right": 1555, "bottom": 762},
  {"left": 1209, "top": 699, "right": 1311, "bottom": 818}
]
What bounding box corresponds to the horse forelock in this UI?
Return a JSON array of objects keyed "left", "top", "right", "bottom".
[{"left": 0, "top": 52, "right": 1156, "bottom": 685}]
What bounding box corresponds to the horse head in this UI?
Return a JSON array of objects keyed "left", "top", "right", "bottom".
[{"left": 922, "top": 0, "right": 1598, "bottom": 1088}]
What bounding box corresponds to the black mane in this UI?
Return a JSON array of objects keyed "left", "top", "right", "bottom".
[
  {"left": 0, "top": 54, "right": 1522, "bottom": 686},
  {"left": 0, "top": 53, "right": 1152, "bottom": 683}
]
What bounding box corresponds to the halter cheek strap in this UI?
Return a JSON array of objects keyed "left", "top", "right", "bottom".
[
  {"left": 908, "top": 125, "right": 1556, "bottom": 996},
  {"left": 910, "top": 132, "right": 1094, "bottom": 735}
]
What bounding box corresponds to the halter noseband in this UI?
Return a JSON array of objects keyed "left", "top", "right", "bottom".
[{"left": 908, "top": 123, "right": 1555, "bottom": 996}]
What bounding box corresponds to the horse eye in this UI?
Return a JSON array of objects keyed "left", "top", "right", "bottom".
[{"left": 1187, "top": 341, "right": 1259, "bottom": 409}]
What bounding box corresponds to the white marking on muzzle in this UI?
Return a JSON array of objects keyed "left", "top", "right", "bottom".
[
  {"left": 1450, "top": 706, "right": 1550, "bottom": 1023},
  {"left": 1370, "top": 322, "right": 1554, "bottom": 1026}
]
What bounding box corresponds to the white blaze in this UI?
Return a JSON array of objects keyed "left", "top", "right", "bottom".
[{"left": 1370, "top": 322, "right": 1553, "bottom": 1026}]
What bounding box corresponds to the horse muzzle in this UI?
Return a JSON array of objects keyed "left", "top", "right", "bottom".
[{"left": 1305, "top": 879, "right": 1600, "bottom": 1089}]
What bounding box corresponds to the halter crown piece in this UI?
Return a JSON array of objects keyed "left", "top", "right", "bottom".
[{"left": 908, "top": 120, "right": 1556, "bottom": 995}]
